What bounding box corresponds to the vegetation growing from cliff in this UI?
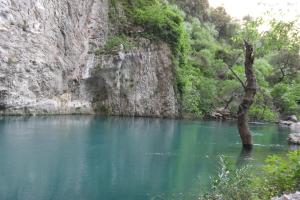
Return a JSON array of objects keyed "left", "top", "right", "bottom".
[
  {"left": 108, "top": 0, "right": 191, "bottom": 103},
  {"left": 107, "top": 0, "right": 300, "bottom": 121},
  {"left": 95, "top": 34, "right": 134, "bottom": 55}
]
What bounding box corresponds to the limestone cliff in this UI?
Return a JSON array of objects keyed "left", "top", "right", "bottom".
[{"left": 0, "top": 0, "right": 179, "bottom": 117}]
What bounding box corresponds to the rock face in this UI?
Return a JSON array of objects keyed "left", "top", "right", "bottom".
[
  {"left": 88, "top": 39, "right": 178, "bottom": 117},
  {"left": 0, "top": 0, "right": 179, "bottom": 117}
]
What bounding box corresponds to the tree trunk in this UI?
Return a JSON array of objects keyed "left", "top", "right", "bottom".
[{"left": 237, "top": 41, "right": 257, "bottom": 150}]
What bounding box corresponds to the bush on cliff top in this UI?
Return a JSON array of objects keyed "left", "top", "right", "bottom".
[{"left": 121, "top": 0, "right": 191, "bottom": 101}]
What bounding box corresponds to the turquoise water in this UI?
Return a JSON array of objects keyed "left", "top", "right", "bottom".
[{"left": 0, "top": 116, "right": 291, "bottom": 200}]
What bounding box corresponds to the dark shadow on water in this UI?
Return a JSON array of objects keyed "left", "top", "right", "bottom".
[{"left": 236, "top": 147, "right": 253, "bottom": 167}]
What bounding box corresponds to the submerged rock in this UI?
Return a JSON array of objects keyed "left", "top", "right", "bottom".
[
  {"left": 272, "top": 191, "right": 300, "bottom": 200},
  {"left": 287, "top": 133, "right": 300, "bottom": 145}
]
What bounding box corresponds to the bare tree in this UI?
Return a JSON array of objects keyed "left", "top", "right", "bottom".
[{"left": 237, "top": 41, "right": 257, "bottom": 150}]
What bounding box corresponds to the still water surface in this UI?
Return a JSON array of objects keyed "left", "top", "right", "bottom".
[{"left": 0, "top": 116, "right": 291, "bottom": 199}]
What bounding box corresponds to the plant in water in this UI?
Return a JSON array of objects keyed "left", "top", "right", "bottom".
[{"left": 201, "top": 156, "right": 254, "bottom": 200}]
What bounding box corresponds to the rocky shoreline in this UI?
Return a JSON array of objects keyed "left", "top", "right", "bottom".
[
  {"left": 272, "top": 192, "right": 300, "bottom": 200},
  {"left": 279, "top": 115, "right": 300, "bottom": 145}
]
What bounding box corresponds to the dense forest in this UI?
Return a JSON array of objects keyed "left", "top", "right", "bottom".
[{"left": 105, "top": 0, "right": 300, "bottom": 122}]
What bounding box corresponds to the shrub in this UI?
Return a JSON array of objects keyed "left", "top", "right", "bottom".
[
  {"left": 202, "top": 151, "right": 300, "bottom": 200},
  {"left": 130, "top": 1, "right": 190, "bottom": 59},
  {"left": 258, "top": 151, "right": 300, "bottom": 198},
  {"left": 105, "top": 34, "right": 133, "bottom": 52},
  {"left": 249, "top": 105, "right": 278, "bottom": 122},
  {"left": 113, "top": 0, "right": 298, "bottom": 120},
  {"left": 180, "top": 65, "right": 218, "bottom": 118},
  {"left": 271, "top": 83, "right": 300, "bottom": 115},
  {"left": 124, "top": 0, "right": 191, "bottom": 100},
  {"left": 201, "top": 156, "right": 254, "bottom": 200}
]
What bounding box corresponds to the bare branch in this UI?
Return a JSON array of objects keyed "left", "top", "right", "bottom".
[
  {"left": 226, "top": 53, "right": 246, "bottom": 89},
  {"left": 228, "top": 66, "right": 246, "bottom": 89}
]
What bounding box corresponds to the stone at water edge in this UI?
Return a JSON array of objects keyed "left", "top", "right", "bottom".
[
  {"left": 279, "top": 120, "right": 295, "bottom": 127},
  {"left": 287, "top": 115, "right": 298, "bottom": 122},
  {"left": 291, "top": 122, "right": 300, "bottom": 133},
  {"left": 271, "top": 192, "right": 300, "bottom": 200},
  {"left": 287, "top": 133, "right": 300, "bottom": 145},
  {"left": 211, "top": 107, "right": 231, "bottom": 119}
]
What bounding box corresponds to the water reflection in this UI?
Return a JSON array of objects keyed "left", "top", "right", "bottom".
[{"left": 0, "top": 116, "right": 291, "bottom": 200}]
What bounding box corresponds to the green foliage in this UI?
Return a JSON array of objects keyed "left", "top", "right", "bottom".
[
  {"left": 249, "top": 105, "right": 278, "bottom": 122},
  {"left": 254, "top": 58, "right": 273, "bottom": 87},
  {"left": 181, "top": 74, "right": 217, "bottom": 118},
  {"left": 271, "top": 83, "right": 300, "bottom": 115},
  {"left": 209, "top": 6, "right": 238, "bottom": 40},
  {"left": 177, "top": 19, "right": 224, "bottom": 117},
  {"left": 130, "top": 1, "right": 190, "bottom": 57},
  {"left": 264, "top": 19, "right": 300, "bottom": 52},
  {"left": 169, "top": 0, "right": 210, "bottom": 21},
  {"left": 202, "top": 156, "right": 254, "bottom": 200},
  {"left": 95, "top": 34, "right": 134, "bottom": 55},
  {"left": 269, "top": 50, "right": 300, "bottom": 84},
  {"left": 232, "top": 17, "right": 263, "bottom": 49},
  {"left": 108, "top": 0, "right": 117, "bottom": 21},
  {"left": 124, "top": 0, "right": 191, "bottom": 101},
  {"left": 255, "top": 151, "right": 300, "bottom": 198},
  {"left": 109, "top": 0, "right": 300, "bottom": 120},
  {"left": 233, "top": 17, "right": 300, "bottom": 56},
  {"left": 202, "top": 151, "right": 300, "bottom": 200},
  {"left": 106, "top": 34, "right": 133, "bottom": 51}
]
